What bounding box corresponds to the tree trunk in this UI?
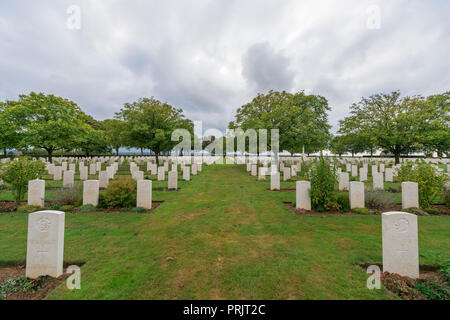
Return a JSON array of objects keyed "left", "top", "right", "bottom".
[
  {"left": 47, "top": 149, "right": 54, "bottom": 163},
  {"left": 3, "top": 148, "right": 6, "bottom": 158},
  {"left": 116, "top": 147, "right": 120, "bottom": 155},
  {"left": 140, "top": 148, "right": 144, "bottom": 156},
  {"left": 394, "top": 152, "right": 400, "bottom": 165}
]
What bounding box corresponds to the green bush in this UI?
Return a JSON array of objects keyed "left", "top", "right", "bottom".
[
  {"left": 310, "top": 157, "right": 336, "bottom": 211},
  {"left": 0, "top": 157, "right": 45, "bottom": 203},
  {"left": 415, "top": 279, "right": 450, "bottom": 300},
  {"left": 444, "top": 190, "right": 450, "bottom": 207},
  {"left": 334, "top": 193, "right": 350, "bottom": 212},
  {"left": 132, "top": 207, "right": 147, "bottom": 213},
  {"left": 398, "top": 161, "right": 448, "bottom": 208},
  {"left": 103, "top": 178, "right": 137, "bottom": 208}
]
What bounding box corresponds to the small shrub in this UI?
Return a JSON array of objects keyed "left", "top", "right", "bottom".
[
  {"left": 78, "top": 204, "right": 97, "bottom": 212},
  {"left": 17, "top": 205, "right": 42, "bottom": 213},
  {"left": 415, "top": 279, "right": 449, "bottom": 300},
  {"left": 0, "top": 157, "right": 46, "bottom": 203},
  {"left": 444, "top": 190, "right": 450, "bottom": 207},
  {"left": 59, "top": 205, "right": 74, "bottom": 212},
  {"left": 51, "top": 185, "right": 82, "bottom": 206},
  {"left": 120, "top": 207, "right": 131, "bottom": 212},
  {"left": 310, "top": 157, "right": 336, "bottom": 211},
  {"left": 132, "top": 207, "right": 147, "bottom": 213},
  {"left": 0, "top": 276, "right": 48, "bottom": 299},
  {"left": 334, "top": 193, "right": 350, "bottom": 212},
  {"left": 398, "top": 161, "right": 448, "bottom": 209},
  {"left": 365, "top": 190, "right": 395, "bottom": 210},
  {"left": 103, "top": 178, "right": 137, "bottom": 208}
]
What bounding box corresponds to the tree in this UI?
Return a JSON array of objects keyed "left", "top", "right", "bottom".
[
  {"left": 0, "top": 100, "right": 23, "bottom": 156},
  {"left": 11, "top": 92, "right": 88, "bottom": 162},
  {"left": 338, "top": 91, "right": 425, "bottom": 164},
  {"left": 419, "top": 92, "right": 450, "bottom": 157},
  {"left": 329, "top": 135, "right": 348, "bottom": 157},
  {"left": 103, "top": 119, "right": 127, "bottom": 155},
  {"left": 229, "top": 90, "right": 331, "bottom": 155},
  {"left": 116, "top": 97, "right": 193, "bottom": 162}
]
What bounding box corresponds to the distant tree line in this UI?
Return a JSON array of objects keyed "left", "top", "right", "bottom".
[{"left": 0, "top": 90, "right": 448, "bottom": 163}]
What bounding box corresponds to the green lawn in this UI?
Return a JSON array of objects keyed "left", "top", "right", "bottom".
[{"left": 0, "top": 164, "right": 449, "bottom": 299}]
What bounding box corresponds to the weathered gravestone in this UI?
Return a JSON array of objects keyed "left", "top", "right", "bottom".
[
  {"left": 26, "top": 210, "right": 65, "bottom": 279},
  {"left": 349, "top": 181, "right": 364, "bottom": 209},
  {"left": 158, "top": 167, "right": 165, "bottom": 181},
  {"left": 99, "top": 171, "right": 109, "bottom": 189},
  {"left": 168, "top": 171, "right": 178, "bottom": 190},
  {"left": 270, "top": 172, "right": 280, "bottom": 191},
  {"left": 137, "top": 180, "right": 152, "bottom": 209},
  {"left": 296, "top": 181, "right": 311, "bottom": 211},
  {"left": 28, "top": 180, "right": 45, "bottom": 207},
  {"left": 338, "top": 172, "right": 349, "bottom": 191},
  {"left": 402, "top": 182, "right": 419, "bottom": 209},
  {"left": 83, "top": 180, "right": 99, "bottom": 206},
  {"left": 373, "top": 172, "right": 384, "bottom": 190},
  {"left": 382, "top": 211, "right": 419, "bottom": 279},
  {"left": 63, "top": 170, "right": 74, "bottom": 188}
]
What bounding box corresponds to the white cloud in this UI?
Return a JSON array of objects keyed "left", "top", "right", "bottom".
[{"left": 0, "top": 0, "right": 449, "bottom": 133}]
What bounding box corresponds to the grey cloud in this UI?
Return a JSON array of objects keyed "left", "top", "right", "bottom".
[
  {"left": 242, "top": 42, "right": 295, "bottom": 93},
  {"left": 0, "top": 0, "right": 449, "bottom": 133}
]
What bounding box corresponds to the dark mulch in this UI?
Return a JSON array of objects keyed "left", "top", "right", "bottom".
[
  {"left": 0, "top": 201, "right": 18, "bottom": 213},
  {"left": 359, "top": 263, "right": 445, "bottom": 300},
  {"left": 0, "top": 264, "right": 73, "bottom": 300},
  {"left": 283, "top": 202, "right": 362, "bottom": 215}
]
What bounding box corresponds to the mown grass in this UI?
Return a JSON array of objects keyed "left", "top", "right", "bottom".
[{"left": 0, "top": 164, "right": 449, "bottom": 299}]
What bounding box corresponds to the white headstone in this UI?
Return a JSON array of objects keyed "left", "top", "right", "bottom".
[
  {"left": 83, "top": 180, "right": 99, "bottom": 206},
  {"left": 349, "top": 181, "right": 365, "bottom": 209},
  {"left": 168, "top": 171, "right": 178, "bottom": 190},
  {"left": 157, "top": 167, "right": 165, "bottom": 181},
  {"left": 373, "top": 172, "right": 384, "bottom": 190},
  {"left": 26, "top": 210, "right": 65, "bottom": 279},
  {"left": 382, "top": 212, "right": 419, "bottom": 279},
  {"left": 270, "top": 172, "right": 280, "bottom": 191},
  {"left": 63, "top": 170, "right": 74, "bottom": 188},
  {"left": 28, "top": 180, "right": 45, "bottom": 207},
  {"left": 338, "top": 172, "right": 349, "bottom": 191},
  {"left": 137, "top": 180, "right": 152, "bottom": 209},
  {"left": 53, "top": 166, "right": 62, "bottom": 181},
  {"left": 402, "top": 182, "right": 419, "bottom": 209},
  {"left": 99, "top": 171, "right": 109, "bottom": 189},
  {"left": 296, "top": 181, "right": 311, "bottom": 211}
]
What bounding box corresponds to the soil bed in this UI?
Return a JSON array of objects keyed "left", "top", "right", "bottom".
[{"left": 0, "top": 263, "right": 84, "bottom": 300}]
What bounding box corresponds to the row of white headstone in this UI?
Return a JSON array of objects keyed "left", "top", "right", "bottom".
[
  {"left": 294, "top": 180, "right": 419, "bottom": 211},
  {"left": 23, "top": 210, "right": 420, "bottom": 280},
  {"left": 28, "top": 179, "right": 154, "bottom": 209}
]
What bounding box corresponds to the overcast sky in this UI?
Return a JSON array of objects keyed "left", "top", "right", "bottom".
[{"left": 0, "top": 0, "right": 449, "bottom": 133}]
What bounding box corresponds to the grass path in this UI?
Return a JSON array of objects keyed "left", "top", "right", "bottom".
[{"left": 0, "top": 164, "right": 449, "bottom": 299}]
